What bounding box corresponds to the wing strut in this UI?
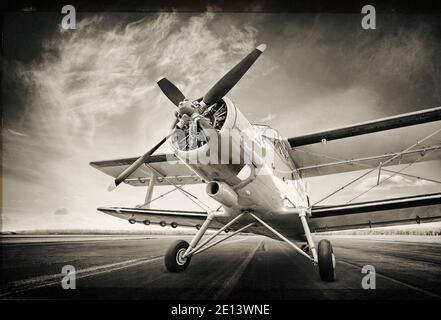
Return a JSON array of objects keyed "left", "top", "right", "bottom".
[
  {"left": 143, "top": 163, "right": 213, "bottom": 212},
  {"left": 347, "top": 146, "right": 440, "bottom": 203},
  {"left": 311, "top": 127, "right": 441, "bottom": 207},
  {"left": 295, "top": 145, "right": 441, "bottom": 184},
  {"left": 182, "top": 213, "right": 250, "bottom": 258},
  {"left": 248, "top": 211, "right": 316, "bottom": 262}
]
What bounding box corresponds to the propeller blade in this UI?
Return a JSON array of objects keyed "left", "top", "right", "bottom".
[
  {"left": 108, "top": 137, "right": 166, "bottom": 191},
  {"left": 202, "top": 44, "right": 266, "bottom": 106},
  {"left": 108, "top": 118, "right": 178, "bottom": 191},
  {"left": 157, "top": 78, "right": 186, "bottom": 107}
]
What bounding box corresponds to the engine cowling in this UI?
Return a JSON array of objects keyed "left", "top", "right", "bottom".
[{"left": 170, "top": 97, "right": 260, "bottom": 185}]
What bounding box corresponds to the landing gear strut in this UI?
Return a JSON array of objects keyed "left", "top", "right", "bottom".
[
  {"left": 163, "top": 210, "right": 336, "bottom": 282},
  {"left": 163, "top": 212, "right": 255, "bottom": 273},
  {"left": 248, "top": 210, "right": 336, "bottom": 282},
  {"left": 299, "top": 211, "right": 336, "bottom": 282}
]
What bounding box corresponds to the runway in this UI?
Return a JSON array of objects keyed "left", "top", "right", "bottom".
[{"left": 1, "top": 235, "right": 441, "bottom": 300}]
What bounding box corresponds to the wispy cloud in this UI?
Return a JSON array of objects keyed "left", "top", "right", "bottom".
[
  {"left": 353, "top": 173, "right": 433, "bottom": 192},
  {"left": 7, "top": 129, "right": 28, "bottom": 137},
  {"left": 3, "top": 12, "right": 259, "bottom": 231},
  {"left": 258, "top": 113, "right": 277, "bottom": 122},
  {"left": 15, "top": 13, "right": 258, "bottom": 145}
]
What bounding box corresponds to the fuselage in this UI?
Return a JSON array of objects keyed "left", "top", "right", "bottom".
[{"left": 170, "top": 97, "right": 309, "bottom": 221}]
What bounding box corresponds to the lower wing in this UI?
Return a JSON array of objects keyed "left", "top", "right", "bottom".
[
  {"left": 97, "top": 207, "right": 224, "bottom": 229},
  {"left": 310, "top": 193, "right": 441, "bottom": 232},
  {"left": 97, "top": 193, "right": 441, "bottom": 238}
]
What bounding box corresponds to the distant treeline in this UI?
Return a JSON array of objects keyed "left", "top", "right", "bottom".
[
  {"left": 0, "top": 229, "right": 200, "bottom": 235},
  {"left": 0, "top": 229, "right": 253, "bottom": 236},
  {"left": 320, "top": 228, "right": 441, "bottom": 236},
  {"left": 3, "top": 228, "right": 439, "bottom": 237}
]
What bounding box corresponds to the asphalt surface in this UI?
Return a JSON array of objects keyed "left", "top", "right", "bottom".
[{"left": 1, "top": 235, "right": 440, "bottom": 300}]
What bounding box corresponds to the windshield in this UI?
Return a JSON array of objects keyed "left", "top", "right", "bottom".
[
  {"left": 253, "top": 124, "right": 291, "bottom": 162},
  {"left": 252, "top": 124, "right": 282, "bottom": 141}
]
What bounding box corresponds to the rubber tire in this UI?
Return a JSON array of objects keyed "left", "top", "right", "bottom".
[
  {"left": 318, "top": 239, "right": 336, "bottom": 282},
  {"left": 164, "top": 240, "right": 191, "bottom": 272}
]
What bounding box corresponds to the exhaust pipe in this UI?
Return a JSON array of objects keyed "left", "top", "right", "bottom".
[{"left": 206, "top": 181, "right": 238, "bottom": 208}]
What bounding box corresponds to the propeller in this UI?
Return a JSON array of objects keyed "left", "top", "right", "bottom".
[{"left": 109, "top": 44, "right": 266, "bottom": 191}]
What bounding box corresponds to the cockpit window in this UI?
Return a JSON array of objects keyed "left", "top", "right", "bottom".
[
  {"left": 253, "top": 124, "right": 290, "bottom": 161},
  {"left": 252, "top": 124, "right": 282, "bottom": 142}
]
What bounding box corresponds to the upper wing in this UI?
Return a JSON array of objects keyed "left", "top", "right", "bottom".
[
  {"left": 288, "top": 107, "right": 441, "bottom": 177},
  {"left": 310, "top": 193, "right": 441, "bottom": 232},
  {"left": 288, "top": 107, "right": 441, "bottom": 147},
  {"left": 90, "top": 153, "right": 202, "bottom": 186}
]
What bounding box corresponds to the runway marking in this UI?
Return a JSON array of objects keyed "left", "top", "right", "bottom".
[
  {"left": 1, "top": 237, "right": 251, "bottom": 298},
  {"left": 0, "top": 236, "right": 154, "bottom": 245},
  {"left": 214, "top": 238, "right": 263, "bottom": 299},
  {"left": 338, "top": 259, "right": 441, "bottom": 299},
  {"left": 216, "top": 237, "right": 249, "bottom": 246},
  {"left": 0, "top": 255, "right": 163, "bottom": 298}
]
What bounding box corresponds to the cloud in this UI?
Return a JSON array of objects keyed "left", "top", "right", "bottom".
[
  {"left": 258, "top": 113, "right": 277, "bottom": 122},
  {"left": 14, "top": 13, "right": 258, "bottom": 146},
  {"left": 54, "top": 208, "right": 70, "bottom": 215},
  {"left": 7, "top": 129, "right": 28, "bottom": 137},
  {"left": 3, "top": 12, "right": 259, "bottom": 231},
  {"left": 265, "top": 15, "right": 441, "bottom": 139},
  {"left": 5, "top": 11, "right": 260, "bottom": 165},
  {"left": 354, "top": 173, "right": 433, "bottom": 192}
]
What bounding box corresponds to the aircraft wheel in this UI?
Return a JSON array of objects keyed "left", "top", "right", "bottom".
[
  {"left": 164, "top": 240, "right": 191, "bottom": 272},
  {"left": 318, "top": 239, "right": 336, "bottom": 282}
]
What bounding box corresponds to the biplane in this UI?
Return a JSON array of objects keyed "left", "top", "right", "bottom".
[{"left": 91, "top": 44, "right": 441, "bottom": 281}]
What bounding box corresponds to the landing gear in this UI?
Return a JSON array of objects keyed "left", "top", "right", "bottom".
[
  {"left": 318, "top": 239, "right": 336, "bottom": 282},
  {"left": 164, "top": 240, "right": 191, "bottom": 272},
  {"left": 163, "top": 212, "right": 255, "bottom": 273},
  {"left": 249, "top": 210, "right": 336, "bottom": 282},
  {"left": 162, "top": 210, "right": 337, "bottom": 283}
]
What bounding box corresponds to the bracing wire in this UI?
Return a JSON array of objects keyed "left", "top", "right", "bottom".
[
  {"left": 293, "top": 146, "right": 441, "bottom": 185},
  {"left": 346, "top": 147, "right": 441, "bottom": 203},
  {"left": 144, "top": 163, "right": 213, "bottom": 212},
  {"left": 311, "top": 127, "right": 441, "bottom": 207}
]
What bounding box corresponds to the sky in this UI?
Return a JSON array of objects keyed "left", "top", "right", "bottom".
[{"left": 2, "top": 11, "right": 441, "bottom": 231}]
